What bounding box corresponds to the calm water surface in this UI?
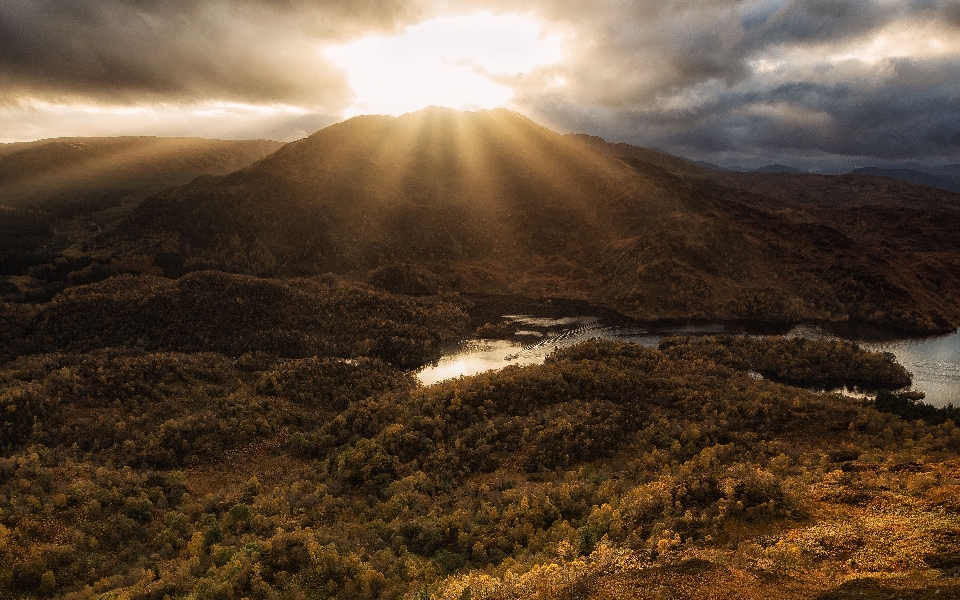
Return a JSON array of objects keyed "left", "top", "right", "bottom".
[
  {"left": 790, "top": 324, "right": 960, "bottom": 407},
  {"left": 417, "top": 315, "right": 960, "bottom": 407}
]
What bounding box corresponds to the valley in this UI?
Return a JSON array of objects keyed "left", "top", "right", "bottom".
[{"left": 1, "top": 109, "right": 959, "bottom": 599}]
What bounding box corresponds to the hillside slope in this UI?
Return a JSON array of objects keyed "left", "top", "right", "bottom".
[
  {"left": 0, "top": 137, "right": 284, "bottom": 299},
  {"left": 0, "top": 136, "right": 283, "bottom": 210},
  {"left": 56, "top": 108, "right": 960, "bottom": 332},
  {"left": 119, "top": 108, "right": 669, "bottom": 288}
]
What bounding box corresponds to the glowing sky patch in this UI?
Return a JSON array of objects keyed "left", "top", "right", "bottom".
[
  {"left": 829, "top": 22, "right": 960, "bottom": 65},
  {"left": 0, "top": 100, "right": 319, "bottom": 143},
  {"left": 326, "top": 13, "right": 563, "bottom": 117}
]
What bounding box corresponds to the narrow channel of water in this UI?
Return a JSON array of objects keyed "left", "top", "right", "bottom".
[{"left": 417, "top": 315, "right": 960, "bottom": 408}]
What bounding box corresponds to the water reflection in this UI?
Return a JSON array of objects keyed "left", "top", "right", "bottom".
[
  {"left": 789, "top": 325, "right": 960, "bottom": 408},
  {"left": 416, "top": 314, "right": 960, "bottom": 408},
  {"left": 417, "top": 316, "right": 777, "bottom": 385},
  {"left": 417, "top": 339, "right": 545, "bottom": 385}
]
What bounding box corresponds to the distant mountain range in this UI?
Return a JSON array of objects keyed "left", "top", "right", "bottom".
[
  {"left": 752, "top": 164, "right": 804, "bottom": 174},
  {"left": 570, "top": 134, "right": 960, "bottom": 207},
  {"left": 690, "top": 157, "right": 960, "bottom": 193},
  {"left": 847, "top": 166, "right": 960, "bottom": 193}
]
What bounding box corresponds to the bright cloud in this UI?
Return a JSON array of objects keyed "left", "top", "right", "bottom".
[{"left": 325, "top": 12, "right": 562, "bottom": 117}]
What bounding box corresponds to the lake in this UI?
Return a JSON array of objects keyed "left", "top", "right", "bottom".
[{"left": 417, "top": 314, "right": 960, "bottom": 408}]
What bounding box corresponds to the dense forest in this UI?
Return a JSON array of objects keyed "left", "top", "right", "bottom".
[
  {"left": 2, "top": 274, "right": 959, "bottom": 598},
  {"left": 0, "top": 271, "right": 467, "bottom": 370}
]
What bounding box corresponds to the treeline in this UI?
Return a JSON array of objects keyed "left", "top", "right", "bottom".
[
  {"left": 0, "top": 271, "right": 468, "bottom": 369},
  {"left": 659, "top": 334, "right": 912, "bottom": 390},
  {"left": 874, "top": 389, "right": 960, "bottom": 426},
  {"left": 2, "top": 338, "right": 958, "bottom": 598}
]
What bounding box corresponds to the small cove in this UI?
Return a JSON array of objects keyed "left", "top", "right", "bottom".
[{"left": 417, "top": 311, "right": 960, "bottom": 408}]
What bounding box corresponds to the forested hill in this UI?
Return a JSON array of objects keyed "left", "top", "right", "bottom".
[
  {"left": 117, "top": 107, "right": 666, "bottom": 287},
  {"left": 103, "top": 107, "right": 960, "bottom": 333},
  {"left": 0, "top": 136, "right": 283, "bottom": 301}
]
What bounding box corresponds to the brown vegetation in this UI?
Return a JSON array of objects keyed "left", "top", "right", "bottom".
[
  {"left": 1, "top": 334, "right": 958, "bottom": 599},
  {"left": 1, "top": 270, "right": 468, "bottom": 369},
  {"left": 659, "top": 335, "right": 912, "bottom": 390}
]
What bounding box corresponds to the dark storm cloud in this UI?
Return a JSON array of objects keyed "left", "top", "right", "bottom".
[
  {"left": 743, "top": 0, "right": 887, "bottom": 43},
  {"left": 591, "top": 56, "right": 960, "bottom": 157},
  {"left": 661, "top": 68, "right": 960, "bottom": 161},
  {"left": 0, "top": 0, "right": 423, "bottom": 106},
  {"left": 501, "top": 0, "right": 960, "bottom": 163},
  {"left": 538, "top": 0, "right": 958, "bottom": 101}
]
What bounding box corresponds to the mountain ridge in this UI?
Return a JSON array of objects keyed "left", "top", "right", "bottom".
[
  {"left": 848, "top": 166, "right": 960, "bottom": 193},
  {"left": 0, "top": 136, "right": 284, "bottom": 209},
  {"left": 1, "top": 107, "right": 956, "bottom": 333}
]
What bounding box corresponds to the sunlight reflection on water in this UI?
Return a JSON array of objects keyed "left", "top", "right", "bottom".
[
  {"left": 417, "top": 315, "right": 733, "bottom": 387},
  {"left": 416, "top": 316, "right": 960, "bottom": 407},
  {"left": 416, "top": 339, "right": 545, "bottom": 386}
]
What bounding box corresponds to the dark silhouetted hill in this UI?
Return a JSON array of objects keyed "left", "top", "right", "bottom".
[
  {"left": 106, "top": 109, "right": 959, "bottom": 333},
  {"left": 116, "top": 108, "right": 671, "bottom": 290},
  {"left": 931, "top": 164, "right": 960, "bottom": 178},
  {"left": 752, "top": 164, "right": 804, "bottom": 174},
  {"left": 2, "top": 270, "right": 467, "bottom": 369}
]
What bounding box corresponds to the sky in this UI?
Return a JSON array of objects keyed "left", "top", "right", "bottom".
[{"left": 2, "top": 0, "right": 960, "bottom": 171}]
